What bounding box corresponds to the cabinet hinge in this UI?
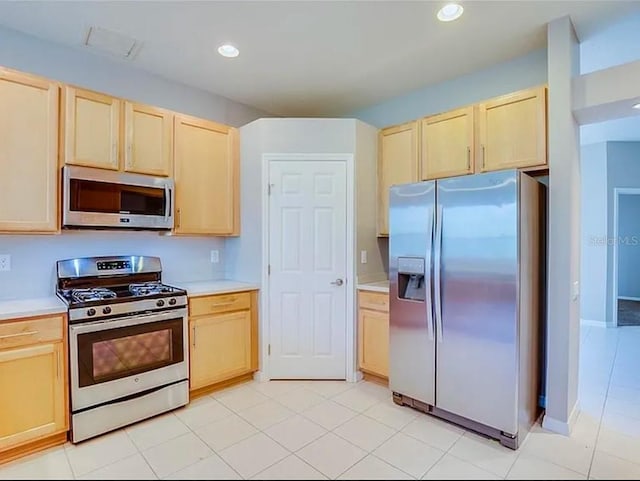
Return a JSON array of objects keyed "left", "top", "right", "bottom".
[{"left": 268, "top": 344, "right": 271, "bottom": 356}]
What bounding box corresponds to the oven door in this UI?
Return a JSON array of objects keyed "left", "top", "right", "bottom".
[
  {"left": 63, "top": 165, "right": 173, "bottom": 230},
  {"left": 69, "top": 308, "right": 188, "bottom": 412}
]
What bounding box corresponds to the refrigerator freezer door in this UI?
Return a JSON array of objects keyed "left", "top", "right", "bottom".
[
  {"left": 389, "top": 181, "right": 436, "bottom": 406},
  {"left": 435, "top": 170, "right": 519, "bottom": 435}
]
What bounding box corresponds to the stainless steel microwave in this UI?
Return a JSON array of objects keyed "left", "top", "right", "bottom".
[{"left": 62, "top": 165, "right": 174, "bottom": 230}]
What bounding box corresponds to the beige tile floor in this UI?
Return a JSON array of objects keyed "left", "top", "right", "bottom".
[{"left": 1, "top": 325, "right": 639, "bottom": 480}]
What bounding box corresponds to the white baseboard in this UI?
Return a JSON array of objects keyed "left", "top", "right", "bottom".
[
  {"left": 618, "top": 296, "right": 640, "bottom": 302},
  {"left": 542, "top": 402, "right": 580, "bottom": 436},
  {"left": 580, "top": 318, "right": 607, "bottom": 327},
  {"left": 253, "top": 370, "right": 269, "bottom": 382}
]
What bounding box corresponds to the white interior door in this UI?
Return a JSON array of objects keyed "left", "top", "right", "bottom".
[{"left": 269, "top": 160, "right": 347, "bottom": 379}]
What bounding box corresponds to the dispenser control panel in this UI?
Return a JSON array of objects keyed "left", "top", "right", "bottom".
[{"left": 398, "top": 257, "right": 425, "bottom": 275}]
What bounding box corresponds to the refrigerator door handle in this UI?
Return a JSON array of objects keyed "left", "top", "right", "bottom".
[
  {"left": 425, "top": 208, "right": 435, "bottom": 341},
  {"left": 434, "top": 205, "right": 444, "bottom": 343}
]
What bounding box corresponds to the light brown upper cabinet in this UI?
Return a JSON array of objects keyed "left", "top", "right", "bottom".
[
  {"left": 0, "top": 68, "right": 59, "bottom": 233},
  {"left": 477, "top": 86, "right": 547, "bottom": 172},
  {"left": 378, "top": 121, "right": 419, "bottom": 236},
  {"left": 123, "top": 102, "right": 173, "bottom": 176},
  {"left": 420, "top": 106, "right": 474, "bottom": 180},
  {"left": 61, "top": 86, "right": 120, "bottom": 170},
  {"left": 174, "top": 115, "right": 239, "bottom": 236}
]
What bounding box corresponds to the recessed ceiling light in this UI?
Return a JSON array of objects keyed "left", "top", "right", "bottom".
[
  {"left": 437, "top": 3, "right": 464, "bottom": 22},
  {"left": 633, "top": 102, "right": 640, "bottom": 109},
  {"left": 218, "top": 44, "right": 239, "bottom": 58}
]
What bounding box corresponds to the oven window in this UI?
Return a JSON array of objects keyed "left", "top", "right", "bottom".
[
  {"left": 77, "top": 317, "right": 183, "bottom": 387},
  {"left": 69, "top": 179, "right": 166, "bottom": 216}
]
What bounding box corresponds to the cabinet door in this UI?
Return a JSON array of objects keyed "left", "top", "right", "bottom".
[
  {"left": 358, "top": 308, "right": 389, "bottom": 378},
  {"left": 477, "top": 86, "right": 547, "bottom": 172},
  {"left": 0, "top": 342, "right": 66, "bottom": 450},
  {"left": 421, "top": 107, "right": 474, "bottom": 180},
  {"left": 190, "top": 310, "right": 251, "bottom": 390},
  {"left": 0, "top": 68, "right": 58, "bottom": 233},
  {"left": 62, "top": 86, "right": 120, "bottom": 170},
  {"left": 378, "top": 121, "right": 419, "bottom": 236},
  {"left": 124, "top": 102, "right": 173, "bottom": 176},
  {"left": 174, "top": 115, "right": 239, "bottom": 235}
]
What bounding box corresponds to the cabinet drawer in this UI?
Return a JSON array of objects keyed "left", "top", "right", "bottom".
[
  {"left": 0, "top": 315, "right": 63, "bottom": 350},
  {"left": 358, "top": 291, "right": 389, "bottom": 312},
  {"left": 190, "top": 292, "right": 251, "bottom": 317}
]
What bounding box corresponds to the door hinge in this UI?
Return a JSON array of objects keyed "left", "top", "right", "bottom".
[
  {"left": 268, "top": 344, "right": 271, "bottom": 356},
  {"left": 268, "top": 183, "right": 272, "bottom": 195},
  {"left": 268, "top": 264, "right": 271, "bottom": 275}
]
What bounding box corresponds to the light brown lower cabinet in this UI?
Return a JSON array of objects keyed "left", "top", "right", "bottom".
[
  {"left": 357, "top": 290, "right": 389, "bottom": 379},
  {"left": 0, "top": 314, "right": 68, "bottom": 464},
  {"left": 189, "top": 291, "right": 259, "bottom": 394}
]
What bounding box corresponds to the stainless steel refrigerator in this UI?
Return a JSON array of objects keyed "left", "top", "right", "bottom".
[{"left": 389, "top": 169, "right": 543, "bottom": 450}]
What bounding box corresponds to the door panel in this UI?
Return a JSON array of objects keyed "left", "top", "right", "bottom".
[
  {"left": 63, "top": 87, "right": 120, "bottom": 170},
  {"left": 124, "top": 102, "right": 172, "bottom": 176},
  {"left": 389, "top": 181, "right": 436, "bottom": 405},
  {"left": 269, "top": 160, "right": 347, "bottom": 379},
  {"left": 378, "top": 122, "right": 419, "bottom": 236},
  {"left": 190, "top": 311, "right": 251, "bottom": 389},
  {"left": 0, "top": 68, "right": 58, "bottom": 232},
  {"left": 421, "top": 107, "right": 474, "bottom": 180},
  {"left": 0, "top": 342, "right": 65, "bottom": 449},
  {"left": 435, "top": 170, "right": 519, "bottom": 434}
]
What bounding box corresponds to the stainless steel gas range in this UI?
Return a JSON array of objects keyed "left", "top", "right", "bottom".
[{"left": 56, "top": 255, "right": 189, "bottom": 443}]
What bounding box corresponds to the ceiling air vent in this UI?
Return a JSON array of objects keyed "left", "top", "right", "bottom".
[{"left": 84, "top": 26, "right": 141, "bottom": 60}]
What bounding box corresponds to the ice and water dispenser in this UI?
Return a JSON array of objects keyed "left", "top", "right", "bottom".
[{"left": 397, "top": 257, "right": 426, "bottom": 301}]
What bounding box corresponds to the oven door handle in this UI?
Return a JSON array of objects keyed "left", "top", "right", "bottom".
[{"left": 69, "top": 308, "right": 187, "bottom": 335}]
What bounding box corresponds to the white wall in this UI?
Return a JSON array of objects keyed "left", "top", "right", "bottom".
[
  {"left": 0, "top": 232, "right": 224, "bottom": 299},
  {"left": 617, "top": 194, "right": 640, "bottom": 299},
  {"left": 580, "top": 11, "right": 640, "bottom": 75},
  {"left": 348, "top": 48, "right": 547, "bottom": 127},
  {"left": 0, "top": 26, "right": 272, "bottom": 300},
  {"left": 227, "top": 118, "right": 385, "bottom": 283},
  {"left": 0, "top": 26, "right": 271, "bottom": 126},
  {"left": 606, "top": 142, "right": 640, "bottom": 322},
  {"left": 580, "top": 143, "right": 607, "bottom": 323},
  {"left": 543, "top": 16, "right": 581, "bottom": 435}
]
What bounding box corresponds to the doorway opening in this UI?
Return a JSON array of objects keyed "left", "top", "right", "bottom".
[{"left": 613, "top": 188, "right": 640, "bottom": 327}]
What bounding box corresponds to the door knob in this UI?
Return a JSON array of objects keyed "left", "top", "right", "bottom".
[{"left": 331, "top": 278, "right": 344, "bottom": 286}]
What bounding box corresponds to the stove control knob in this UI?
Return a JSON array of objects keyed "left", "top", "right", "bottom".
[
  {"left": 87, "top": 308, "right": 96, "bottom": 317},
  {"left": 156, "top": 299, "right": 165, "bottom": 307},
  {"left": 103, "top": 306, "right": 112, "bottom": 315},
  {"left": 169, "top": 298, "right": 177, "bottom": 306}
]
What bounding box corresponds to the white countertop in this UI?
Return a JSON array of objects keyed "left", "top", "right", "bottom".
[
  {"left": 173, "top": 279, "right": 260, "bottom": 297},
  {"left": 0, "top": 296, "right": 67, "bottom": 322},
  {"left": 357, "top": 280, "right": 389, "bottom": 293}
]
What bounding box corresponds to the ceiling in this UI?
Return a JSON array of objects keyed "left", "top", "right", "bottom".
[{"left": 0, "top": 1, "right": 638, "bottom": 117}]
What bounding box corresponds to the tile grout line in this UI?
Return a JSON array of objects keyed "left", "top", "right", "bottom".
[{"left": 586, "top": 330, "right": 622, "bottom": 480}]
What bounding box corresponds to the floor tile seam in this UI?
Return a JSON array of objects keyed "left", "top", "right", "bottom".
[
  {"left": 592, "top": 446, "right": 640, "bottom": 470},
  {"left": 60, "top": 444, "right": 78, "bottom": 480},
  {"left": 588, "top": 331, "right": 621, "bottom": 480},
  {"left": 329, "top": 418, "right": 401, "bottom": 453},
  {"left": 188, "top": 425, "right": 246, "bottom": 479},
  {"left": 68, "top": 429, "right": 143, "bottom": 479},
  {"left": 507, "top": 449, "right": 591, "bottom": 478},
  {"left": 79, "top": 452, "right": 157, "bottom": 480}
]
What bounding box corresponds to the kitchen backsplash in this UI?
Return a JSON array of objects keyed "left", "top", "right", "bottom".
[{"left": 0, "top": 231, "right": 225, "bottom": 300}]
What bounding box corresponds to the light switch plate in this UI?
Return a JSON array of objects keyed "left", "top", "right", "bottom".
[
  {"left": 572, "top": 280, "right": 579, "bottom": 301},
  {"left": 210, "top": 250, "right": 219, "bottom": 264},
  {"left": 360, "top": 250, "right": 367, "bottom": 264},
  {"left": 0, "top": 255, "right": 10, "bottom": 271}
]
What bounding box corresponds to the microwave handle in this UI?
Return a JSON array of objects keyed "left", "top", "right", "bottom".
[{"left": 164, "top": 184, "right": 171, "bottom": 222}]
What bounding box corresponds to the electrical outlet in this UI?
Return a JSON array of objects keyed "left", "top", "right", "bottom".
[
  {"left": 0, "top": 255, "right": 10, "bottom": 272},
  {"left": 360, "top": 250, "right": 367, "bottom": 264},
  {"left": 210, "top": 250, "right": 220, "bottom": 264}
]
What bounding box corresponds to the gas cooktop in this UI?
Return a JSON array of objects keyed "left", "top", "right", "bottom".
[{"left": 56, "top": 255, "right": 187, "bottom": 322}]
